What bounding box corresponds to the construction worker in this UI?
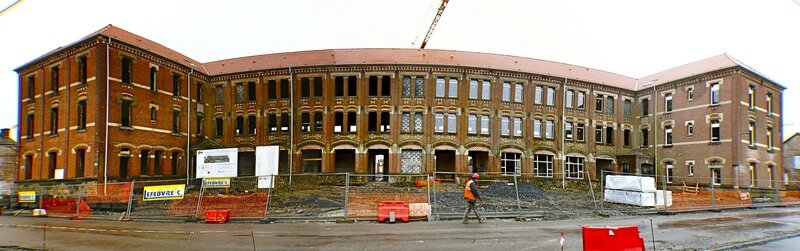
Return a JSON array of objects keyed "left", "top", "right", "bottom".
[{"left": 462, "top": 173, "right": 483, "bottom": 224}]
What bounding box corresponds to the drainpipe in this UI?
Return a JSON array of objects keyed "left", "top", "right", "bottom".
[
  {"left": 103, "top": 37, "right": 111, "bottom": 193},
  {"left": 186, "top": 66, "right": 193, "bottom": 186},
  {"left": 561, "top": 78, "right": 567, "bottom": 189},
  {"left": 289, "top": 67, "right": 294, "bottom": 184}
]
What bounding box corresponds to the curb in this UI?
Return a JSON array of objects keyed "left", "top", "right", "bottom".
[{"left": 708, "top": 230, "right": 800, "bottom": 251}]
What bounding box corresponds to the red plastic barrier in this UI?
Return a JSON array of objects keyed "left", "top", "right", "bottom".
[
  {"left": 582, "top": 225, "right": 645, "bottom": 251},
  {"left": 377, "top": 201, "right": 409, "bottom": 223},
  {"left": 41, "top": 197, "right": 93, "bottom": 216},
  {"left": 205, "top": 209, "right": 231, "bottom": 224}
]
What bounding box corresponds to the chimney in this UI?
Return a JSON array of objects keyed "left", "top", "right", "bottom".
[{"left": 0, "top": 128, "right": 9, "bottom": 139}]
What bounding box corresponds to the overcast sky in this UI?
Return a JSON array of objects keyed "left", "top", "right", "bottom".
[{"left": 1, "top": 0, "right": 798, "bottom": 140}]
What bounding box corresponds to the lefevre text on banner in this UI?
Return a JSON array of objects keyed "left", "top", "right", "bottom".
[
  {"left": 143, "top": 184, "right": 186, "bottom": 201},
  {"left": 203, "top": 177, "right": 231, "bottom": 188}
]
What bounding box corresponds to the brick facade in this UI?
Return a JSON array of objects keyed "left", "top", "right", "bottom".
[{"left": 14, "top": 25, "right": 787, "bottom": 189}]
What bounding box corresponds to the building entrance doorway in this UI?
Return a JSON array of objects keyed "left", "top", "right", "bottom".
[
  {"left": 368, "top": 149, "right": 389, "bottom": 181},
  {"left": 435, "top": 149, "right": 456, "bottom": 181},
  {"left": 334, "top": 149, "right": 356, "bottom": 173},
  {"left": 467, "top": 151, "right": 489, "bottom": 173},
  {"left": 596, "top": 158, "right": 614, "bottom": 183}
]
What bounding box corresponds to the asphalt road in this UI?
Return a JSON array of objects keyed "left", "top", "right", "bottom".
[{"left": 1, "top": 207, "right": 799, "bottom": 250}]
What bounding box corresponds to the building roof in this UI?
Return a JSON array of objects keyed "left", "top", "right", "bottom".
[
  {"left": 204, "top": 48, "right": 638, "bottom": 89},
  {"left": 785, "top": 132, "right": 800, "bottom": 144},
  {"left": 16, "top": 24, "right": 206, "bottom": 74},
  {"left": 16, "top": 25, "right": 785, "bottom": 92},
  {"left": 637, "top": 53, "right": 786, "bottom": 90}
]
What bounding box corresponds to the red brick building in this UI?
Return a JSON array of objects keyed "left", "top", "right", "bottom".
[{"left": 14, "top": 25, "right": 786, "bottom": 189}]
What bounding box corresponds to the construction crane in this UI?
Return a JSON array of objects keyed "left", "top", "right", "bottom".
[{"left": 419, "top": 0, "right": 449, "bottom": 49}]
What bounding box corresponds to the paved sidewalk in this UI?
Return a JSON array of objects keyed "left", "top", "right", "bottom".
[{"left": 0, "top": 207, "right": 799, "bottom": 250}]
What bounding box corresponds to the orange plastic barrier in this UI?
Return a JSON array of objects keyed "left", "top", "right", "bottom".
[
  {"left": 377, "top": 201, "right": 409, "bottom": 223},
  {"left": 41, "top": 197, "right": 93, "bottom": 216},
  {"left": 581, "top": 225, "right": 645, "bottom": 251},
  {"left": 205, "top": 209, "right": 231, "bottom": 224}
]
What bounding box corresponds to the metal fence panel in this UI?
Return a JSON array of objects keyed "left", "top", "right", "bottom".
[{"left": 346, "top": 174, "right": 429, "bottom": 219}]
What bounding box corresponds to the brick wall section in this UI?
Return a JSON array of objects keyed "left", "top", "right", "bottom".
[{"left": 13, "top": 27, "right": 786, "bottom": 191}]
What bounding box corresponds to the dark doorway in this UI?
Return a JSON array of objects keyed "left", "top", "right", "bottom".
[
  {"left": 435, "top": 150, "right": 456, "bottom": 181},
  {"left": 301, "top": 149, "right": 322, "bottom": 173},
  {"left": 467, "top": 151, "right": 489, "bottom": 173},
  {"left": 596, "top": 159, "right": 614, "bottom": 183},
  {"left": 334, "top": 149, "right": 356, "bottom": 173},
  {"left": 278, "top": 150, "right": 289, "bottom": 174},
  {"left": 238, "top": 152, "right": 255, "bottom": 176},
  {"left": 368, "top": 149, "right": 389, "bottom": 181},
  {"left": 119, "top": 151, "right": 130, "bottom": 180}
]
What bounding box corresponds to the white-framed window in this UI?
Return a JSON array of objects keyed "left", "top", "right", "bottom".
[
  {"left": 793, "top": 156, "right": 800, "bottom": 169},
  {"left": 576, "top": 123, "right": 585, "bottom": 142},
  {"left": 481, "top": 80, "right": 491, "bottom": 101},
  {"left": 434, "top": 113, "right": 444, "bottom": 133},
  {"left": 534, "top": 154, "right": 553, "bottom": 177},
  {"left": 767, "top": 127, "right": 774, "bottom": 150},
  {"left": 480, "top": 115, "right": 490, "bottom": 135},
  {"left": 666, "top": 162, "right": 674, "bottom": 183},
  {"left": 535, "top": 85, "right": 543, "bottom": 105},
  {"left": 710, "top": 83, "right": 720, "bottom": 105},
  {"left": 502, "top": 82, "right": 511, "bottom": 102},
  {"left": 469, "top": 79, "right": 479, "bottom": 99},
  {"left": 748, "top": 121, "right": 756, "bottom": 147},
  {"left": 566, "top": 90, "right": 574, "bottom": 108},
  {"left": 447, "top": 113, "right": 457, "bottom": 133},
  {"left": 749, "top": 162, "right": 757, "bottom": 187},
  {"left": 533, "top": 119, "right": 542, "bottom": 138},
  {"left": 566, "top": 156, "right": 584, "bottom": 179},
  {"left": 686, "top": 161, "right": 695, "bottom": 176},
  {"left": 514, "top": 83, "right": 523, "bottom": 103},
  {"left": 435, "top": 77, "right": 446, "bottom": 98},
  {"left": 595, "top": 125, "right": 603, "bottom": 144},
  {"left": 665, "top": 126, "right": 673, "bottom": 146},
  {"left": 565, "top": 122, "right": 573, "bottom": 140},
  {"left": 577, "top": 91, "right": 585, "bottom": 109},
  {"left": 500, "top": 152, "right": 521, "bottom": 176},
  {"left": 545, "top": 120, "right": 554, "bottom": 139},
  {"left": 748, "top": 85, "right": 755, "bottom": 110},
  {"left": 501, "top": 116, "right": 510, "bottom": 136},
  {"left": 448, "top": 78, "right": 458, "bottom": 98},
  {"left": 766, "top": 93, "right": 773, "bottom": 115},
  {"left": 546, "top": 87, "right": 555, "bottom": 106},
  {"left": 513, "top": 117, "right": 522, "bottom": 137},
  {"left": 711, "top": 120, "right": 720, "bottom": 142},
  {"left": 468, "top": 115, "right": 477, "bottom": 134},
  {"left": 665, "top": 93, "right": 673, "bottom": 112},
  {"left": 595, "top": 94, "right": 603, "bottom": 112},
  {"left": 687, "top": 87, "right": 693, "bottom": 100},
  {"left": 687, "top": 122, "right": 694, "bottom": 136}
]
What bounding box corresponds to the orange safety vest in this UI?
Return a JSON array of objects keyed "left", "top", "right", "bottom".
[{"left": 464, "top": 179, "right": 476, "bottom": 201}]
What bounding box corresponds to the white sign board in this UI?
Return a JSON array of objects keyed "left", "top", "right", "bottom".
[
  {"left": 256, "top": 146, "right": 280, "bottom": 188},
  {"left": 54, "top": 169, "right": 65, "bottom": 180},
  {"left": 196, "top": 148, "right": 239, "bottom": 178}
]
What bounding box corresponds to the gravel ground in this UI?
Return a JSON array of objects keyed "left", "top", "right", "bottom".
[{"left": 431, "top": 180, "right": 638, "bottom": 218}]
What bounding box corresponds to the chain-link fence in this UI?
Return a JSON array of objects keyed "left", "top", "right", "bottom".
[
  {"left": 5, "top": 171, "right": 799, "bottom": 222},
  {"left": 346, "top": 174, "right": 430, "bottom": 219},
  {"left": 598, "top": 170, "right": 800, "bottom": 212}
]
